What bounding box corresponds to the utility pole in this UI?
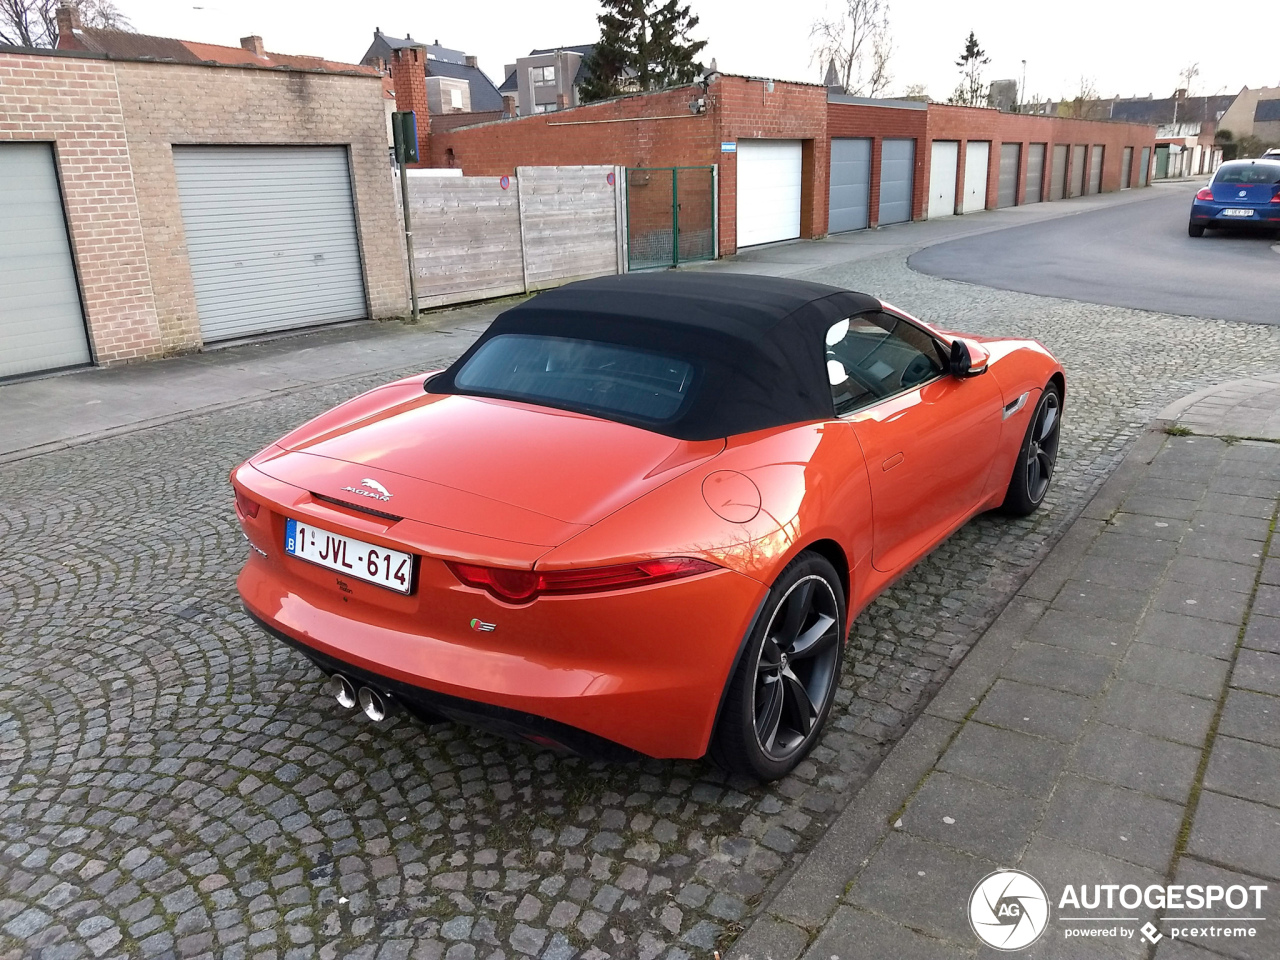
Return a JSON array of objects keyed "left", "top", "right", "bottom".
[
  {"left": 1019, "top": 60, "right": 1026, "bottom": 113},
  {"left": 392, "top": 110, "right": 420, "bottom": 319}
]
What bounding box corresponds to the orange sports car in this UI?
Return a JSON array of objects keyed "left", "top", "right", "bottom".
[{"left": 233, "top": 274, "right": 1064, "bottom": 780}]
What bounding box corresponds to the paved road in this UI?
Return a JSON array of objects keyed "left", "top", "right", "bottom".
[
  {"left": 909, "top": 184, "right": 1280, "bottom": 325},
  {"left": 6, "top": 209, "right": 1280, "bottom": 959}
]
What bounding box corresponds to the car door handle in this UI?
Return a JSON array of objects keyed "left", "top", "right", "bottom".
[{"left": 882, "top": 452, "right": 904, "bottom": 471}]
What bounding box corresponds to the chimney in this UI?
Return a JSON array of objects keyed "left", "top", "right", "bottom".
[
  {"left": 502, "top": 94, "right": 517, "bottom": 118},
  {"left": 240, "top": 35, "right": 265, "bottom": 57},
  {"left": 389, "top": 45, "right": 429, "bottom": 165},
  {"left": 465, "top": 55, "right": 478, "bottom": 68},
  {"left": 556, "top": 93, "right": 569, "bottom": 110},
  {"left": 55, "top": 3, "right": 83, "bottom": 49}
]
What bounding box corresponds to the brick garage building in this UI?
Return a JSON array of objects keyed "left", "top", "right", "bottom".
[
  {"left": 425, "top": 74, "right": 830, "bottom": 257},
  {"left": 0, "top": 37, "right": 406, "bottom": 379},
  {"left": 827, "top": 95, "right": 1158, "bottom": 230}
]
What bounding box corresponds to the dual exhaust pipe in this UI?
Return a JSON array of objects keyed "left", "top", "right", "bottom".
[{"left": 329, "top": 674, "right": 388, "bottom": 723}]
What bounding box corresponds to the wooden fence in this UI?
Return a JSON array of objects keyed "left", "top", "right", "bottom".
[{"left": 401, "top": 165, "right": 627, "bottom": 310}]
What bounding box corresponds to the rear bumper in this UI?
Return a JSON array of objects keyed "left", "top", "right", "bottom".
[
  {"left": 1189, "top": 201, "right": 1280, "bottom": 226},
  {"left": 237, "top": 554, "right": 766, "bottom": 759}
]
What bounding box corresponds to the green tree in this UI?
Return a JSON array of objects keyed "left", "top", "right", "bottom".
[
  {"left": 947, "top": 30, "right": 989, "bottom": 106},
  {"left": 580, "top": 0, "right": 708, "bottom": 102}
]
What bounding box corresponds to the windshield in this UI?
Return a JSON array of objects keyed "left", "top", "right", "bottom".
[
  {"left": 452, "top": 334, "right": 697, "bottom": 423},
  {"left": 1214, "top": 162, "right": 1280, "bottom": 184}
]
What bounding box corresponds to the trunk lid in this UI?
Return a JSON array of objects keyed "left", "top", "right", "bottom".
[
  {"left": 255, "top": 393, "right": 723, "bottom": 546},
  {"left": 1212, "top": 181, "right": 1277, "bottom": 205}
]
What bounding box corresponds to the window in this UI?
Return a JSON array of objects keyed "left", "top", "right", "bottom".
[
  {"left": 531, "top": 65, "right": 556, "bottom": 85},
  {"left": 824, "top": 312, "right": 946, "bottom": 415},
  {"left": 449, "top": 88, "right": 463, "bottom": 109},
  {"left": 1214, "top": 162, "right": 1280, "bottom": 185},
  {"left": 453, "top": 334, "right": 697, "bottom": 423}
]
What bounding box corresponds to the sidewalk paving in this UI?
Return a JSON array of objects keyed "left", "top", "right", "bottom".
[{"left": 730, "top": 379, "right": 1280, "bottom": 960}]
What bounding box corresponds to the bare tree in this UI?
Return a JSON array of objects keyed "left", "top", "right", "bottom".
[
  {"left": 1057, "top": 76, "right": 1106, "bottom": 120},
  {"left": 810, "top": 0, "right": 892, "bottom": 97},
  {"left": 0, "top": 0, "right": 131, "bottom": 49},
  {"left": 1173, "top": 62, "right": 1199, "bottom": 126},
  {"left": 900, "top": 81, "right": 927, "bottom": 101}
]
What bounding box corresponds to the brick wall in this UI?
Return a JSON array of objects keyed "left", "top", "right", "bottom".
[
  {"left": 430, "top": 76, "right": 828, "bottom": 256},
  {"left": 112, "top": 61, "right": 405, "bottom": 353},
  {"left": 0, "top": 48, "right": 407, "bottom": 366},
  {"left": 0, "top": 53, "right": 162, "bottom": 364},
  {"left": 826, "top": 99, "right": 1157, "bottom": 224}
]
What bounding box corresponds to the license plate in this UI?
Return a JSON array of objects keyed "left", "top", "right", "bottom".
[
  {"left": 1222, "top": 208, "right": 1255, "bottom": 217},
  {"left": 285, "top": 518, "right": 413, "bottom": 594}
]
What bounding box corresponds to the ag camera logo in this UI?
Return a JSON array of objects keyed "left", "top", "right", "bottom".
[{"left": 969, "top": 870, "right": 1050, "bottom": 950}]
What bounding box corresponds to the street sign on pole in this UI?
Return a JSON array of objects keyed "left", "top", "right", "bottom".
[{"left": 391, "top": 110, "right": 420, "bottom": 318}]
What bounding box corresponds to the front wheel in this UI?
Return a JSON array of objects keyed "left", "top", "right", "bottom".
[
  {"left": 1188, "top": 222, "right": 1206, "bottom": 237},
  {"left": 711, "top": 552, "right": 845, "bottom": 781},
  {"left": 1001, "top": 382, "right": 1062, "bottom": 516}
]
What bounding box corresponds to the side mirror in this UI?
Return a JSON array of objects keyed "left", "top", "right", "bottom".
[{"left": 949, "top": 338, "right": 990, "bottom": 378}]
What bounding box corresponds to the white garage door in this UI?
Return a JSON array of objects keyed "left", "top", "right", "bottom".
[
  {"left": 927, "top": 141, "right": 958, "bottom": 219},
  {"left": 173, "top": 146, "right": 367, "bottom": 343},
  {"left": 736, "top": 140, "right": 802, "bottom": 247},
  {"left": 0, "top": 143, "right": 91, "bottom": 379},
  {"left": 962, "top": 141, "right": 990, "bottom": 213}
]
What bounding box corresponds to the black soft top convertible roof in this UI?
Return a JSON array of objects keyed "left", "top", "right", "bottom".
[{"left": 428, "top": 273, "right": 883, "bottom": 440}]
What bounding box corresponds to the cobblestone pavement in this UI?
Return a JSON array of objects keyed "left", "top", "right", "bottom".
[{"left": 4, "top": 248, "right": 1280, "bottom": 960}]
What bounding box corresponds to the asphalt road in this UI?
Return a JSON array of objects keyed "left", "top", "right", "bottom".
[{"left": 909, "top": 183, "right": 1280, "bottom": 325}]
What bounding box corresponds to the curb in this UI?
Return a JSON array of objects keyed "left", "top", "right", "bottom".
[{"left": 727, "top": 422, "right": 1171, "bottom": 959}]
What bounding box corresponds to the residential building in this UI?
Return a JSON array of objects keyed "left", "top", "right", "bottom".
[
  {"left": 360, "top": 29, "right": 503, "bottom": 120},
  {"left": 499, "top": 46, "right": 595, "bottom": 116},
  {"left": 0, "top": 9, "right": 405, "bottom": 379},
  {"left": 1218, "top": 86, "right": 1280, "bottom": 142}
]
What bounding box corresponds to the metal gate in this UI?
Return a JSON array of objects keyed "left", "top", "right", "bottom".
[
  {"left": 829, "top": 138, "right": 871, "bottom": 233},
  {"left": 626, "top": 166, "right": 715, "bottom": 270},
  {"left": 1025, "top": 144, "right": 1045, "bottom": 203}
]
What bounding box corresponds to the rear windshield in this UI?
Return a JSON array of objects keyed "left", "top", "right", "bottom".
[
  {"left": 452, "top": 334, "right": 697, "bottom": 423},
  {"left": 1214, "top": 162, "right": 1280, "bottom": 184}
]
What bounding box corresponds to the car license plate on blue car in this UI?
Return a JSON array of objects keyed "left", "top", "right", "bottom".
[{"left": 1222, "top": 209, "right": 1255, "bottom": 217}]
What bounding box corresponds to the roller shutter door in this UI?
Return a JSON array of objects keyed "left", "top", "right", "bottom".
[
  {"left": 878, "top": 139, "right": 915, "bottom": 225},
  {"left": 1122, "top": 146, "right": 1134, "bottom": 189},
  {"left": 828, "top": 138, "right": 871, "bottom": 233},
  {"left": 1140, "top": 147, "right": 1151, "bottom": 186},
  {"left": 1088, "top": 145, "right": 1104, "bottom": 194},
  {"left": 928, "top": 141, "right": 958, "bottom": 219},
  {"left": 173, "top": 146, "right": 367, "bottom": 343},
  {"left": 1070, "top": 145, "right": 1086, "bottom": 197},
  {"left": 735, "top": 140, "right": 803, "bottom": 247},
  {"left": 0, "top": 143, "right": 91, "bottom": 379},
  {"left": 1050, "top": 145, "right": 1068, "bottom": 200},
  {"left": 997, "top": 143, "right": 1020, "bottom": 208},
  {"left": 1025, "top": 144, "right": 1045, "bottom": 204},
  {"left": 962, "top": 141, "right": 990, "bottom": 213}
]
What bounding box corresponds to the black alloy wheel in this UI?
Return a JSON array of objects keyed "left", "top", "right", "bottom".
[
  {"left": 1002, "top": 382, "right": 1063, "bottom": 516},
  {"left": 712, "top": 552, "right": 845, "bottom": 780}
]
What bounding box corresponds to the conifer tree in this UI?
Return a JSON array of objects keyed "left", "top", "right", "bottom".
[{"left": 580, "top": 0, "right": 708, "bottom": 102}]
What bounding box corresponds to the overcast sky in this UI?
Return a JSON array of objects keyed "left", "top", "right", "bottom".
[{"left": 122, "top": 0, "right": 1276, "bottom": 103}]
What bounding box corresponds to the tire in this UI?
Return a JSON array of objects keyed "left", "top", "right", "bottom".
[
  {"left": 711, "top": 551, "right": 846, "bottom": 781},
  {"left": 1001, "top": 382, "right": 1063, "bottom": 516},
  {"left": 1188, "top": 222, "right": 1206, "bottom": 237}
]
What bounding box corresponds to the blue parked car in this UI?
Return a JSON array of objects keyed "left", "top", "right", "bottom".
[{"left": 1188, "top": 159, "right": 1280, "bottom": 236}]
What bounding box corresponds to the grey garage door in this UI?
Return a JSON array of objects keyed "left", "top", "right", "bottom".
[
  {"left": 1070, "top": 145, "right": 1086, "bottom": 197},
  {"left": 997, "top": 143, "right": 1021, "bottom": 208},
  {"left": 878, "top": 138, "right": 915, "bottom": 225},
  {"left": 0, "top": 143, "right": 91, "bottom": 379},
  {"left": 173, "top": 146, "right": 367, "bottom": 343},
  {"left": 1122, "top": 146, "right": 1133, "bottom": 189},
  {"left": 1050, "top": 144, "right": 1068, "bottom": 200},
  {"left": 1024, "top": 144, "right": 1045, "bottom": 204},
  {"left": 1088, "top": 145, "right": 1104, "bottom": 194},
  {"left": 828, "top": 138, "right": 871, "bottom": 233},
  {"left": 1140, "top": 146, "right": 1151, "bottom": 186}
]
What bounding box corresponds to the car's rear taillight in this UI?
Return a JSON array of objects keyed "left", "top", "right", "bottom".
[
  {"left": 1195, "top": 187, "right": 1214, "bottom": 200},
  {"left": 447, "top": 557, "right": 719, "bottom": 603},
  {"left": 234, "top": 489, "right": 261, "bottom": 519},
  {"left": 1271, "top": 189, "right": 1280, "bottom": 204}
]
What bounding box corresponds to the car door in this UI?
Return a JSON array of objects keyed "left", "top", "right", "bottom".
[{"left": 823, "top": 310, "right": 1004, "bottom": 574}]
